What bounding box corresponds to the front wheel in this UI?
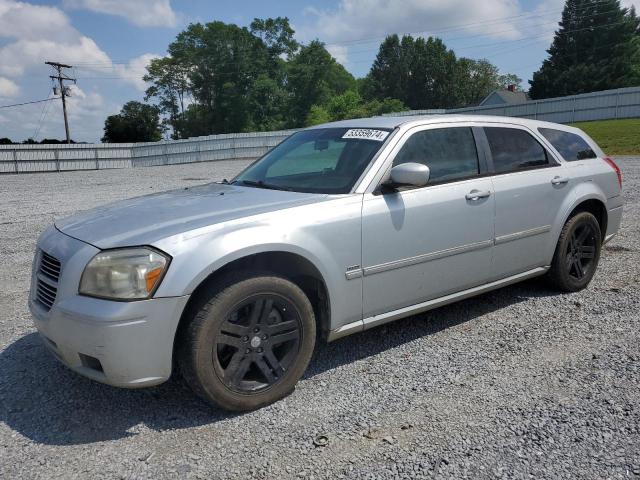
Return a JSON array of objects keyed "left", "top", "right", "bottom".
[
  {"left": 178, "top": 273, "right": 316, "bottom": 411},
  {"left": 547, "top": 211, "right": 602, "bottom": 292}
]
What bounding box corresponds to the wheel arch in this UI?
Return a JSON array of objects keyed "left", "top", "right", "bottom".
[
  {"left": 545, "top": 182, "right": 608, "bottom": 263},
  {"left": 565, "top": 198, "right": 607, "bottom": 241},
  {"left": 173, "top": 250, "right": 332, "bottom": 363}
]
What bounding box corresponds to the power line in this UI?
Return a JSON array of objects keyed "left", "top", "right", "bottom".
[
  {"left": 32, "top": 93, "right": 55, "bottom": 141},
  {"left": 72, "top": 16, "right": 632, "bottom": 83},
  {"left": 43, "top": 1, "right": 633, "bottom": 91},
  {"left": 0, "top": 97, "right": 59, "bottom": 109},
  {"left": 324, "top": 0, "right": 628, "bottom": 48},
  {"left": 346, "top": 5, "right": 626, "bottom": 56},
  {"left": 63, "top": 0, "right": 618, "bottom": 60},
  {"left": 74, "top": 9, "right": 632, "bottom": 80},
  {"left": 319, "top": 18, "right": 635, "bottom": 68}
]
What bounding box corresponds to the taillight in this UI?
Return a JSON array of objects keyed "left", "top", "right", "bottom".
[{"left": 603, "top": 157, "right": 622, "bottom": 189}]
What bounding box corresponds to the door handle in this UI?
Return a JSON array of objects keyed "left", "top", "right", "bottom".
[
  {"left": 551, "top": 176, "right": 570, "bottom": 185},
  {"left": 465, "top": 190, "right": 491, "bottom": 201}
]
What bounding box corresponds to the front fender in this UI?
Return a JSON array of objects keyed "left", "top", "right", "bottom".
[
  {"left": 154, "top": 224, "right": 337, "bottom": 297},
  {"left": 150, "top": 195, "right": 365, "bottom": 330}
]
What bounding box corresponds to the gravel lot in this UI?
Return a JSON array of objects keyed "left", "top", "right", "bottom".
[{"left": 1, "top": 158, "right": 639, "bottom": 479}]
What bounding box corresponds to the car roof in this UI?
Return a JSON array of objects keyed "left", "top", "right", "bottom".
[{"left": 308, "top": 114, "right": 582, "bottom": 134}]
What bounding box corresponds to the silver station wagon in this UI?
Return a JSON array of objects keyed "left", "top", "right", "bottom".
[{"left": 29, "top": 115, "right": 623, "bottom": 410}]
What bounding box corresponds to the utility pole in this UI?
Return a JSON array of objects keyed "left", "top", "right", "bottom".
[{"left": 45, "top": 61, "right": 76, "bottom": 144}]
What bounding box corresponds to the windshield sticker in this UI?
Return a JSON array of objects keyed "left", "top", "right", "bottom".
[{"left": 342, "top": 129, "right": 389, "bottom": 142}]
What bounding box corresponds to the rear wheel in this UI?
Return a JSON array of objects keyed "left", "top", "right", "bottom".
[
  {"left": 178, "top": 273, "right": 316, "bottom": 411},
  {"left": 547, "top": 212, "right": 601, "bottom": 292}
]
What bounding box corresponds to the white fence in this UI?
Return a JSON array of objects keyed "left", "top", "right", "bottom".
[
  {"left": 1, "top": 86, "right": 639, "bottom": 174},
  {"left": 0, "top": 130, "right": 295, "bottom": 174},
  {"left": 397, "top": 86, "right": 640, "bottom": 123}
]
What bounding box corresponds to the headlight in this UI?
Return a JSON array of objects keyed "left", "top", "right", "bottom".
[{"left": 79, "top": 248, "right": 170, "bottom": 300}]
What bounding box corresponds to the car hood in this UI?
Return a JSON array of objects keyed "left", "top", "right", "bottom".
[{"left": 55, "top": 183, "right": 327, "bottom": 249}]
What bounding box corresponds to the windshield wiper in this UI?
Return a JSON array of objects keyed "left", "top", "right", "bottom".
[{"left": 234, "top": 179, "right": 292, "bottom": 191}]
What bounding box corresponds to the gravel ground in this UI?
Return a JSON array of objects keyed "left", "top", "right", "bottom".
[{"left": 1, "top": 158, "right": 639, "bottom": 479}]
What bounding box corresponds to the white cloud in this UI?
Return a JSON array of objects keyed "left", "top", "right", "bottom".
[
  {"left": 0, "top": 76, "right": 19, "bottom": 97},
  {"left": 65, "top": 86, "right": 110, "bottom": 130},
  {"left": 326, "top": 45, "right": 348, "bottom": 64},
  {"left": 299, "top": 0, "right": 523, "bottom": 66},
  {"left": 0, "top": 0, "right": 111, "bottom": 77},
  {"left": 114, "top": 53, "right": 160, "bottom": 91},
  {"left": 66, "top": 84, "right": 103, "bottom": 111},
  {"left": 0, "top": 0, "right": 156, "bottom": 141},
  {"left": 0, "top": 37, "right": 111, "bottom": 78},
  {"left": 0, "top": 0, "right": 76, "bottom": 42},
  {"left": 302, "top": 0, "right": 523, "bottom": 44},
  {"left": 63, "top": 0, "right": 178, "bottom": 27}
]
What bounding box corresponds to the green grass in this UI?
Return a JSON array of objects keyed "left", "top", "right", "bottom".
[{"left": 570, "top": 118, "right": 640, "bottom": 156}]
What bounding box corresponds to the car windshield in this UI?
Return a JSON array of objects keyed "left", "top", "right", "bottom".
[{"left": 232, "top": 127, "right": 392, "bottom": 194}]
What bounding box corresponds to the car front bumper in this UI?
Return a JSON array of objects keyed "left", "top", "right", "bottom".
[
  {"left": 29, "top": 225, "right": 190, "bottom": 388},
  {"left": 29, "top": 294, "right": 189, "bottom": 388}
]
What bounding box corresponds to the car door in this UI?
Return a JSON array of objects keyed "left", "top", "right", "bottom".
[
  {"left": 480, "top": 125, "right": 574, "bottom": 280},
  {"left": 360, "top": 125, "right": 495, "bottom": 321}
]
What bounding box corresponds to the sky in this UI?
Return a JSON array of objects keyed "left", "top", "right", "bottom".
[{"left": 0, "top": 0, "right": 637, "bottom": 142}]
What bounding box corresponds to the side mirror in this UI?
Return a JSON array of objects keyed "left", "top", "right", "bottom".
[{"left": 386, "top": 162, "right": 430, "bottom": 189}]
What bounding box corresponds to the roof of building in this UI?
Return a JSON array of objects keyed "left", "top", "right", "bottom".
[{"left": 480, "top": 89, "right": 529, "bottom": 106}]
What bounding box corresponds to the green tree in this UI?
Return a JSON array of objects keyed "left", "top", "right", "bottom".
[
  {"left": 455, "top": 59, "right": 523, "bottom": 106},
  {"left": 325, "top": 90, "right": 366, "bottom": 120},
  {"left": 172, "top": 21, "right": 268, "bottom": 135},
  {"left": 246, "top": 74, "right": 288, "bottom": 131},
  {"left": 529, "top": 0, "right": 640, "bottom": 99},
  {"left": 363, "top": 97, "right": 407, "bottom": 116},
  {"left": 172, "top": 104, "right": 213, "bottom": 139},
  {"left": 140, "top": 18, "right": 419, "bottom": 135},
  {"left": 144, "top": 56, "right": 190, "bottom": 139},
  {"left": 366, "top": 35, "right": 516, "bottom": 109},
  {"left": 286, "top": 40, "right": 356, "bottom": 127},
  {"left": 498, "top": 73, "right": 523, "bottom": 90},
  {"left": 305, "top": 105, "right": 331, "bottom": 126},
  {"left": 102, "top": 101, "right": 163, "bottom": 143},
  {"left": 250, "top": 17, "right": 298, "bottom": 59},
  {"left": 366, "top": 35, "right": 410, "bottom": 102},
  {"left": 305, "top": 91, "right": 408, "bottom": 126}
]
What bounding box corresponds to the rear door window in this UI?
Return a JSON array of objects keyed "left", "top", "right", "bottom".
[
  {"left": 484, "top": 127, "right": 549, "bottom": 174},
  {"left": 393, "top": 127, "right": 479, "bottom": 184},
  {"left": 538, "top": 128, "right": 596, "bottom": 161}
]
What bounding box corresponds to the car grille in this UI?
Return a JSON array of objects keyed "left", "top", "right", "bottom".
[{"left": 35, "top": 251, "right": 61, "bottom": 310}]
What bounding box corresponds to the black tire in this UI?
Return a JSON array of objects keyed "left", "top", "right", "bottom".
[
  {"left": 547, "top": 211, "right": 602, "bottom": 292},
  {"left": 177, "top": 272, "right": 316, "bottom": 411}
]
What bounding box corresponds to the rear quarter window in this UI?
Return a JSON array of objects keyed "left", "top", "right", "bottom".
[{"left": 538, "top": 128, "right": 596, "bottom": 161}]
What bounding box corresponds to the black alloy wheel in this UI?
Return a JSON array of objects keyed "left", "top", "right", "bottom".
[
  {"left": 178, "top": 273, "right": 316, "bottom": 411},
  {"left": 213, "top": 295, "right": 302, "bottom": 393},
  {"left": 565, "top": 222, "right": 597, "bottom": 281},
  {"left": 548, "top": 211, "right": 601, "bottom": 292}
]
